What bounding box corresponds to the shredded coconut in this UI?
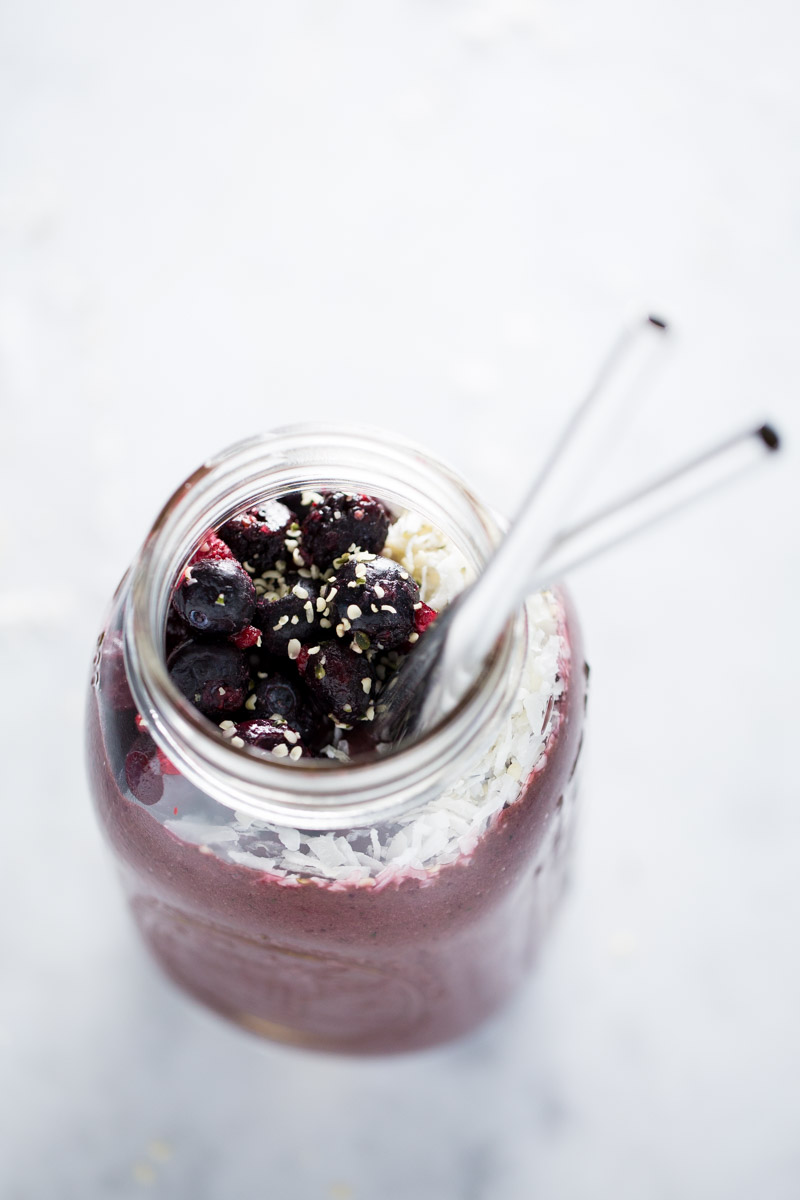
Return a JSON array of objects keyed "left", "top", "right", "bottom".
[{"left": 382, "top": 510, "right": 473, "bottom": 610}]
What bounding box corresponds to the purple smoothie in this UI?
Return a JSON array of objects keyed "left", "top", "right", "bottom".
[{"left": 87, "top": 601, "right": 585, "bottom": 1054}]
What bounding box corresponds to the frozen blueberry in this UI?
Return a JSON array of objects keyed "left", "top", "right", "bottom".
[
  {"left": 300, "top": 492, "right": 391, "bottom": 568},
  {"left": 168, "top": 642, "right": 249, "bottom": 715},
  {"left": 173, "top": 558, "right": 256, "bottom": 636},
  {"left": 250, "top": 668, "right": 333, "bottom": 753},
  {"left": 340, "top": 724, "right": 381, "bottom": 758},
  {"left": 222, "top": 717, "right": 308, "bottom": 760},
  {"left": 255, "top": 576, "right": 325, "bottom": 656},
  {"left": 219, "top": 499, "right": 294, "bottom": 574},
  {"left": 296, "top": 642, "right": 376, "bottom": 726},
  {"left": 280, "top": 490, "right": 324, "bottom": 519},
  {"left": 124, "top": 733, "right": 178, "bottom": 804},
  {"left": 252, "top": 672, "right": 304, "bottom": 722},
  {"left": 165, "top": 604, "right": 190, "bottom": 654},
  {"left": 325, "top": 555, "right": 419, "bottom": 651},
  {"left": 125, "top": 737, "right": 164, "bottom": 806}
]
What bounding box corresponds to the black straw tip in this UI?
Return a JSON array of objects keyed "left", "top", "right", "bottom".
[
  {"left": 647, "top": 314, "right": 669, "bottom": 331},
  {"left": 757, "top": 423, "right": 781, "bottom": 451}
]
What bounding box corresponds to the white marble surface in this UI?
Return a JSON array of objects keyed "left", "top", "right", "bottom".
[{"left": 1, "top": 2, "right": 799, "bottom": 1197}]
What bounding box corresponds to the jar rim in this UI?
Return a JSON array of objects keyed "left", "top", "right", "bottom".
[{"left": 124, "top": 424, "right": 527, "bottom": 830}]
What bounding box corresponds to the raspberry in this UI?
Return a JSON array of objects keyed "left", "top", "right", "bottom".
[
  {"left": 230, "top": 624, "right": 262, "bottom": 650},
  {"left": 190, "top": 531, "right": 235, "bottom": 565},
  {"left": 157, "top": 748, "right": 181, "bottom": 775},
  {"left": 414, "top": 602, "right": 437, "bottom": 635}
]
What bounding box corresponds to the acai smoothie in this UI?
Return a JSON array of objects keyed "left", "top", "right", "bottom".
[{"left": 87, "top": 428, "right": 586, "bottom": 1053}]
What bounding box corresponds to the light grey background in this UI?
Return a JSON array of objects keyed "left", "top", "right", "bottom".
[{"left": 1, "top": 2, "right": 798, "bottom": 1198}]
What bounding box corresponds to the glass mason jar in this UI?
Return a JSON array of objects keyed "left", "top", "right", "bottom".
[{"left": 86, "top": 426, "right": 586, "bottom": 1055}]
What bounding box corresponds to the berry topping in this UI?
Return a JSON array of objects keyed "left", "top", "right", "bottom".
[
  {"left": 219, "top": 500, "right": 293, "bottom": 575},
  {"left": 414, "top": 602, "right": 438, "bottom": 636},
  {"left": 296, "top": 641, "right": 376, "bottom": 726},
  {"left": 341, "top": 724, "right": 381, "bottom": 758},
  {"left": 252, "top": 672, "right": 305, "bottom": 723},
  {"left": 250, "top": 669, "right": 333, "bottom": 752},
  {"left": 124, "top": 733, "right": 180, "bottom": 805},
  {"left": 255, "top": 577, "right": 324, "bottom": 656},
  {"left": 281, "top": 490, "right": 324, "bottom": 518},
  {"left": 168, "top": 642, "right": 249, "bottom": 715},
  {"left": 230, "top": 624, "right": 262, "bottom": 650},
  {"left": 165, "top": 604, "right": 190, "bottom": 654},
  {"left": 222, "top": 717, "right": 308, "bottom": 759},
  {"left": 190, "top": 531, "right": 235, "bottom": 564},
  {"left": 325, "top": 555, "right": 419, "bottom": 651},
  {"left": 173, "top": 558, "right": 256, "bottom": 636},
  {"left": 300, "top": 492, "right": 391, "bottom": 568},
  {"left": 154, "top": 487, "right": 428, "bottom": 761},
  {"left": 125, "top": 734, "right": 165, "bottom": 805},
  {"left": 157, "top": 747, "right": 181, "bottom": 775}
]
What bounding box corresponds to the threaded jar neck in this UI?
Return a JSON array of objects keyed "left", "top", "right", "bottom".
[{"left": 124, "top": 424, "right": 526, "bottom": 831}]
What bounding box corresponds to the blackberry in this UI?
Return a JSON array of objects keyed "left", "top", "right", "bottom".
[
  {"left": 219, "top": 499, "right": 293, "bottom": 574},
  {"left": 168, "top": 642, "right": 249, "bottom": 715},
  {"left": 325, "top": 555, "right": 419, "bottom": 651},
  {"left": 300, "top": 492, "right": 391, "bottom": 568},
  {"left": 173, "top": 558, "right": 256, "bottom": 636}
]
